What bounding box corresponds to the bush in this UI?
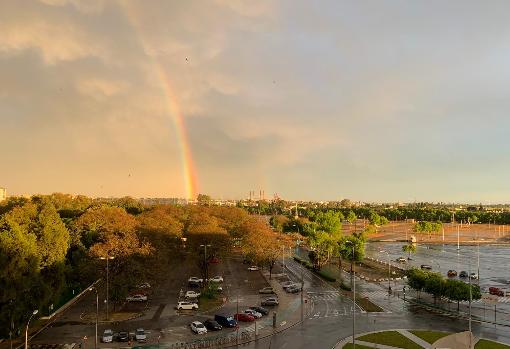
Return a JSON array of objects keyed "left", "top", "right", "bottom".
[{"left": 316, "top": 270, "right": 336, "bottom": 282}]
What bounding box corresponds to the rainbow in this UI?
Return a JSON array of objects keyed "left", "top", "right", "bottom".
[{"left": 120, "top": 2, "right": 198, "bottom": 199}]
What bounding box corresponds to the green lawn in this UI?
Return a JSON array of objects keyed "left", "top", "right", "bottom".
[
  {"left": 357, "top": 331, "right": 424, "bottom": 349},
  {"left": 475, "top": 339, "right": 510, "bottom": 349},
  {"left": 409, "top": 330, "right": 451, "bottom": 344},
  {"left": 342, "top": 344, "right": 374, "bottom": 349}
]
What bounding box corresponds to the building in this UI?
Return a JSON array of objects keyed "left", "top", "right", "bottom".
[{"left": 0, "top": 187, "right": 6, "bottom": 202}]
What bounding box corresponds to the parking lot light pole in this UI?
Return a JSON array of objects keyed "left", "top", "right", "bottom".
[
  {"left": 89, "top": 287, "right": 98, "bottom": 349},
  {"left": 346, "top": 241, "right": 355, "bottom": 348},
  {"left": 25, "top": 309, "right": 38, "bottom": 349},
  {"left": 200, "top": 244, "right": 211, "bottom": 282},
  {"left": 100, "top": 255, "right": 115, "bottom": 320}
]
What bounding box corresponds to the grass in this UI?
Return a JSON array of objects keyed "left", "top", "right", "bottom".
[
  {"left": 342, "top": 344, "right": 373, "bottom": 349},
  {"left": 409, "top": 330, "right": 451, "bottom": 344},
  {"left": 475, "top": 339, "right": 510, "bottom": 349},
  {"left": 357, "top": 331, "right": 424, "bottom": 349},
  {"left": 355, "top": 296, "right": 384, "bottom": 312},
  {"left": 199, "top": 296, "right": 224, "bottom": 312}
]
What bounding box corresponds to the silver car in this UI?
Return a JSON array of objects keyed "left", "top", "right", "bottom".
[
  {"left": 101, "top": 329, "right": 113, "bottom": 343},
  {"left": 135, "top": 328, "right": 146, "bottom": 342}
]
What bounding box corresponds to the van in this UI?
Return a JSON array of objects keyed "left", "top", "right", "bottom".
[{"left": 214, "top": 314, "right": 238, "bottom": 328}]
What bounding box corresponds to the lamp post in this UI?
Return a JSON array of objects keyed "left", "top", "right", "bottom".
[
  {"left": 200, "top": 244, "right": 211, "bottom": 282},
  {"left": 25, "top": 309, "right": 38, "bottom": 349},
  {"left": 346, "top": 241, "right": 355, "bottom": 348},
  {"left": 100, "top": 255, "right": 115, "bottom": 320},
  {"left": 379, "top": 250, "right": 391, "bottom": 294},
  {"left": 89, "top": 287, "right": 99, "bottom": 349}
]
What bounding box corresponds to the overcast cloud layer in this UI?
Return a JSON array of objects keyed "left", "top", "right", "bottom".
[{"left": 2, "top": 0, "right": 510, "bottom": 202}]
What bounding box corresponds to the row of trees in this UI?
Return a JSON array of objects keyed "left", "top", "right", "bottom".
[
  {"left": 407, "top": 268, "right": 481, "bottom": 309},
  {"left": 0, "top": 194, "right": 255, "bottom": 338}
]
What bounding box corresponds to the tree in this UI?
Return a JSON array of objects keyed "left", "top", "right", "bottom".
[
  {"left": 414, "top": 221, "right": 442, "bottom": 240},
  {"left": 340, "top": 199, "right": 352, "bottom": 208},
  {"left": 196, "top": 194, "right": 212, "bottom": 206},
  {"left": 338, "top": 232, "right": 365, "bottom": 273},
  {"left": 407, "top": 268, "right": 429, "bottom": 299},
  {"left": 313, "top": 211, "right": 343, "bottom": 234},
  {"left": 402, "top": 243, "right": 416, "bottom": 260},
  {"left": 308, "top": 231, "right": 337, "bottom": 270},
  {"left": 346, "top": 211, "right": 357, "bottom": 224},
  {"left": 269, "top": 215, "right": 289, "bottom": 233},
  {"left": 424, "top": 272, "right": 445, "bottom": 303}
]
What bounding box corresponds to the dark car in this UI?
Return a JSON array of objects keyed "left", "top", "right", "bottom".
[
  {"left": 459, "top": 271, "right": 468, "bottom": 278},
  {"left": 261, "top": 297, "right": 279, "bottom": 306},
  {"left": 117, "top": 331, "right": 129, "bottom": 342},
  {"left": 188, "top": 281, "right": 201, "bottom": 288},
  {"left": 203, "top": 319, "right": 222, "bottom": 331},
  {"left": 447, "top": 270, "right": 457, "bottom": 277},
  {"left": 420, "top": 264, "right": 432, "bottom": 270},
  {"left": 214, "top": 314, "right": 238, "bottom": 328},
  {"left": 249, "top": 306, "right": 269, "bottom": 315}
]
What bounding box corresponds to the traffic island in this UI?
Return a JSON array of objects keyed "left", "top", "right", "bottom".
[{"left": 335, "top": 329, "right": 510, "bottom": 349}]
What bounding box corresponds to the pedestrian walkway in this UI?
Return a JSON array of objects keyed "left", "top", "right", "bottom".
[{"left": 397, "top": 329, "right": 431, "bottom": 348}]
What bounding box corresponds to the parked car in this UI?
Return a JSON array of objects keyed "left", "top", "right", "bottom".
[
  {"left": 248, "top": 266, "right": 260, "bottom": 271},
  {"left": 459, "top": 271, "right": 468, "bottom": 278},
  {"left": 215, "top": 314, "right": 238, "bottom": 328},
  {"left": 135, "top": 328, "right": 146, "bottom": 342},
  {"left": 101, "top": 329, "right": 113, "bottom": 343},
  {"left": 203, "top": 319, "right": 222, "bottom": 331},
  {"left": 286, "top": 285, "right": 301, "bottom": 294},
  {"left": 281, "top": 281, "right": 297, "bottom": 289},
  {"left": 447, "top": 270, "right": 458, "bottom": 277},
  {"left": 137, "top": 282, "right": 151, "bottom": 289},
  {"left": 244, "top": 309, "right": 262, "bottom": 318},
  {"left": 209, "top": 276, "right": 224, "bottom": 283},
  {"left": 261, "top": 297, "right": 279, "bottom": 306},
  {"left": 420, "top": 265, "right": 432, "bottom": 270},
  {"left": 259, "top": 287, "right": 275, "bottom": 294},
  {"left": 249, "top": 306, "right": 269, "bottom": 315},
  {"left": 117, "top": 331, "right": 129, "bottom": 342},
  {"left": 188, "top": 277, "right": 204, "bottom": 284},
  {"left": 185, "top": 290, "right": 201, "bottom": 299},
  {"left": 126, "top": 294, "right": 148, "bottom": 302},
  {"left": 176, "top": 301, "right": 198, "bottom": 310},
  {"left": 190, "top": 321, "right": 207, "bottom": 335},
  {"left": 188, "top": 281, "right": 201, "bottom": 288},
  {"left": 489, "top": 287, "right": 505, "bottom": 297},
  {"left": 234, "top": 313, "right": 255, "bottom": 322},
  {"left": 470, "top": 273, "right": 479, "bottom": 280},
  {"left": 396, "top": 257, "right": 407, "bottom": 263}
]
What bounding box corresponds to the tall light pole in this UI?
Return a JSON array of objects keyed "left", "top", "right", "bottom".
[
  {"left": 89, "top": 287, "right": 99, "bottom": 349},
  {"left": 200, "top": 244, "right": 211, "bottom": 282},
  {"left": 25, "top": 309, "right": 38, "bottom": 349},
  {"left": 379, "top": 250, "right": 391, "bottom": 294},
  {"left": 346, "top": 241, "right": 355, "bottom": 348},
  {"left": 100, "top": 255, "right": 115, "bottom": 320}
]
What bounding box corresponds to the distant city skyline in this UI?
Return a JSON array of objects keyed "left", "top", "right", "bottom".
[{"left": 2, "top": 1, "right": 510, "bottom": 202}]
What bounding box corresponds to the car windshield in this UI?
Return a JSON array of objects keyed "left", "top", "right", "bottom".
[
  {"left": 104, "top": 330, "right": 112, "bottom": 335},
  {"left": 136, "top": 329, "right": 144, "bottom": 334},
  {"left": 196, "top": 323, "right": 204, "bottom": 328},
  {"left": 226, "top": 316, "right": 234, "bottom": 321}
]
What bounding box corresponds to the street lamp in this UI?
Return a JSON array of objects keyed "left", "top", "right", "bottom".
[
  {"left": 346, "top": 240, "right": 356, "bottom": 348},
  {"left": 200, "top": 244, "right": 211, "bottom": 282},
  {"left": 100, "top": 255, "right": 115, "bottom": 320},
  {"left": 25, "top": 309, "right": 38, "bottom": 349},
  {"left": 89, "top": 287, "right": 99, "bottom": 349},
  {"left": 379, "top": 250, "right": 391, "bottom": 294}
]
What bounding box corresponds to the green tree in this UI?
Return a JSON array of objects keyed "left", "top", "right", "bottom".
[
  {"left": 424, "top": 272, "right": 445, "bottom": 303},
  {"left": 402, "top": 243, "right": 416, "bottom": 260},
  {"left": 196, "top": 194, "right": 212, "bottom": 206},
  {"left": 407, "top": 268, "right": 429, "bottom": 299},
  {"left": 346, "top": 211, "right": 357, "bottom": 224},
  {"left": 338, "top": 232, "right": 365, "bottom": 273},
  {"left": 308, "top": 231, "right": 338, "bottom": 270},
  {"left": 269, "top": 215, "right": 289, "bottom": 233},
  {"left": 314, "top": 210, "right": 343, "bottom": 234}
]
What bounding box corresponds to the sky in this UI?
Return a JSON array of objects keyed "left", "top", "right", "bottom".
[{"left": 2, "top": 0, "right": 510, "bottom": 203}]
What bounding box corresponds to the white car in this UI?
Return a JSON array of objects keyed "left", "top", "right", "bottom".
[
  {"left": 126, "top": 294, "right": 148, "bottom": 302},
  {"left": 176, "top": 301, "right": 199, "bottom": 310},
  {"left": 470, "top": 273, "right": 479, "bottom": 280},
  {"left": 281, "top": 281, "right": 297, "bottom": 289},
  {"left": 396, "top": 257, "right": 407, "bottom": 263},
  {"left": 185, "top": 290, "right": 201, "bottom": 299},
  {"left": 244, "top": 309, "right": 262, "bottom": 318},
  {"left": 188, "top": 277, "right": 204, "bottom": 283},
  {"left": 190, "top": 321, "right": 207, "bottom": 335},
  {"left": 135, "top": 328, "right": 146, "bottom": 342},
  {"left": 209, "top": 276, "right": 224, "bottom": 283},
  {"left": 248, "top": 266, "right": 259, "bottom": 271},
  {"left": 101, "top": 329, "right": 113, "bottom": 343},
  {"left": 138, "top": 282, "right": 151, "bottom": 289}
]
